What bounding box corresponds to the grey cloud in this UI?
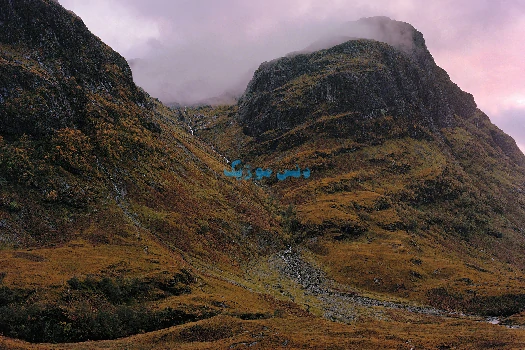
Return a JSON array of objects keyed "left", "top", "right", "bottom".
[
  {"left": 58, "top": 0, "right": 525, "bottom": 123},
  {"left": 107, "top": 0, "right": 521, "bottom": 106},
  {"left": 300, "top": 16, "right": 419, "bottom": 54},
  {"left": 492, "top": 108, "right": 525, "bottom": 147}
]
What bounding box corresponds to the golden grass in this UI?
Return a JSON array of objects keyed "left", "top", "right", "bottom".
[
  {"left": 313, "top": 229, "right": 525, "bottom": 302},
  {"left": 1, "top": 313, "right": 525, "bottom": 349},
  {"left": 0, "top": 236, "right": 186, "bottom": 289}
]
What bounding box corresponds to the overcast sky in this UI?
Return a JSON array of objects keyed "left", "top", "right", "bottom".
[{"left": 58, "top": 0, "right": 525, "bottom": 152}]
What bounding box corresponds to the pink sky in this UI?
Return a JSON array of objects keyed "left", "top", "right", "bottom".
[{"left": 58, "top": 0, "right": 525, "bottom": 152}]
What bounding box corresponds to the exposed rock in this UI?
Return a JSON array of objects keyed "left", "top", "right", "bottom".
[
  {"left": 238, "top": 17, "right": 476, "bottom": 138},
  {"left": 0, "top": 0, "right": 148, "bottom": 138}
]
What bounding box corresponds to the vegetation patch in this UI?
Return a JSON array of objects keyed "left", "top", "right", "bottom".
[
  {"left": 65, "top": 270, "right": 194, "bottom": 304},
  {"left": 0, "top": 303, "right": 212, "bottom": 343},
  {"left": 427, "top": 288, "right": 525, "bottom": 317},
  {"left": 0, "top": 271, "right": 205, "bottom": 343}
]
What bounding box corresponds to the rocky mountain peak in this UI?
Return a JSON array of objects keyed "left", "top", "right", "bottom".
[{"left": 237, "top": 17, "right": 476, "bottom": 139}]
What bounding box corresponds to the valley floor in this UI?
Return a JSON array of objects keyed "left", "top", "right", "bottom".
[{"left": 2, "top": 246, "right": 525, "bottom": 350}]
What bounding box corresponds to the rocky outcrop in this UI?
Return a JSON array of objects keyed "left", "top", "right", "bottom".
[
  {"left": 237, "top": 17, "right": 476, "bottom": 138},
  {"left": 0, "top": 0, "right": 148, "bottom": 138}
]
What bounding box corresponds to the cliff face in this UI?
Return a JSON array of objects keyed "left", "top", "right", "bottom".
[
  {"left": 238, "top": 18, "right": 477, "bottom": 140},
  {"left": 0, "top": 0, "right": 148, "bottom": 138}
]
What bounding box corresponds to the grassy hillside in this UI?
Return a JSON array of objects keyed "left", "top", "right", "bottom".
[{"left": 0, "top": 0, "right": 287, "bottom": 344}]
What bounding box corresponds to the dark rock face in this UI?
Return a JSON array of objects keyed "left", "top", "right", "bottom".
[
  {"left": 237, "top": 17, "right": 477, "bottom": 138},
  {"left": 0, "top": 0, "right": 166, "bottom": 244},
  {"left": 0, "top": 0, "right": 146, "bottom": 138}
]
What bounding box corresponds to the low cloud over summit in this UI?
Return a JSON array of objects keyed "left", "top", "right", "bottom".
[{"left": 59, "top": 0, "right": 525, "bottom": 148}]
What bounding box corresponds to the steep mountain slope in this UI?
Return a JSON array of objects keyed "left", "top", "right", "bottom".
[
  {"left": 194, "top": 17, "right": 525, "bottom": 318},
  {"left": 0, "top": 0, "right": 282, "bottom": 256},
  {"left": 0, "top": 0, "right": 287, "bottom": 344}
]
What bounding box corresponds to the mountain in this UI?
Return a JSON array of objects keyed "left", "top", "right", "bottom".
[
  {"left": 2, "top": 3, "right": 525, "bottom": 348},
  {"left": 0, "top": 0, "right": 286, "bottom": 345},
  {"left": 0, "top": 0, "right": 282, "bottom": 255},
  {"left": 193, "top": 15, "right": 525, "bottom": 342},
  {"left": 201, "top": 18, "right": 525, "bottom": 267}
]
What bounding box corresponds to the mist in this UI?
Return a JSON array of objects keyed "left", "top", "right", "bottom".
[
  {"left": 55, "top": 0, "right": 525, "bottom": 150},
  {"left": 58, "top": 0, "right": 454, "bottom": 106},
  {"left": 58, "top": 0, "right": 525, "bottom": 106},
  {"left": 126, "top": 16, "right": 424, "bottom": 105},
  {"left": 126, "top": 19, "right": 345, "bottom": 105}
]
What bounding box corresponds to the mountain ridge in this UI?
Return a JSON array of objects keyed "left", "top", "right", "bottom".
[{"left": 237, "top": 22, "right": 478, "bottom": 138}]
